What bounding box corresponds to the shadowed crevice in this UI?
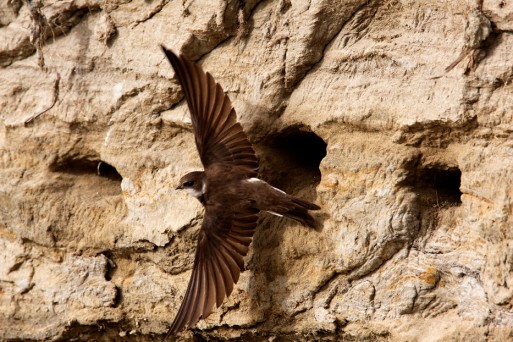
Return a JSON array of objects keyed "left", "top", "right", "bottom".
[
  {"left": 414, "top": 166, "right": 462, "bottom": 208},
  {"left": 50, "top": 158, "right": 122, "bottom": 182},
  {"left": 259, "top": 126, "right": 327, "bottom": 192},
  {"left": 401, "top": 161, "right": 463, "bottom": 247}
]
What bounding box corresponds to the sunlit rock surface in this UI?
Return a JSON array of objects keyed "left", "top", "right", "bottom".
[{"left": 1, "top": 0, "right": 512, "bottom": 340}]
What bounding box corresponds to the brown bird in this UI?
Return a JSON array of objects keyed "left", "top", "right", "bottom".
[{"left": 161, "top": 46, "right": 320, "bottom": 335}]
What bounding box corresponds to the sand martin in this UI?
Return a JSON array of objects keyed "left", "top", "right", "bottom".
[{"left": 161, "top": 47, "right": 320, "bottom": 334}]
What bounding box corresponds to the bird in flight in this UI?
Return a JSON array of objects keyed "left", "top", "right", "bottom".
[{"left": 161, "top": 46, "right": 321, "bottom": 335}]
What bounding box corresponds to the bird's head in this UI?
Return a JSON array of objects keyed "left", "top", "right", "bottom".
[{"left": 176, "top": 171, "right": 206, "bottom": 198}]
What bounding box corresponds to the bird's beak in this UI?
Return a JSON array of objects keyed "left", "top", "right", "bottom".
[{"left": 175, "top": 185, "right": 183, "bottom": 190}]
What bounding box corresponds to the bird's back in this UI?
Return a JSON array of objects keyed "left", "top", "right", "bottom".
[{"left": 203, "top": 164, "right": 257, "bottom": 209}]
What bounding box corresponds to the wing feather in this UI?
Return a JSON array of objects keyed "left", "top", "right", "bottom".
[
  {"left": 203, "top": 257, "right": 217, "bottom": 317},
  {"left": 161, "top": 47, "right": 258, "bottom": 176},
  {"left": 166, "top": 207, "right": 259, "bottom": 335}
]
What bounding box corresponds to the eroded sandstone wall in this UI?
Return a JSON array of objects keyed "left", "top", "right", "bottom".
[{"left": 1, "top": 0, "right": 512, "bottom": 340}]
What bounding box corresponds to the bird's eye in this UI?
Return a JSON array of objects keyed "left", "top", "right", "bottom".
[{"left": 183, "top": 181, "right": 194, "bottom": 187}]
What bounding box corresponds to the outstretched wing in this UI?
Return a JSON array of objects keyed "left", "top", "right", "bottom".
[
  {"left": 161, "top": 47, "right": 258, "bottom": 176},
  {"left": 167, "top": 205, "right": 259, "bottom": 334}
]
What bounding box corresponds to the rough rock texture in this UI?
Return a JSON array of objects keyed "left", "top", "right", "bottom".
[{"left": 1, "top": 0, "right": 512, "bottom": 340}]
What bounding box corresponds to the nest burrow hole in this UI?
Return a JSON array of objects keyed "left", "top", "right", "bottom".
[
  {"left": 414, "top": 166, "right": 462, "bottom": 207},
  {"left": 261, "top": 126, "right": 327, "bottom": 191},
  {"left": 50, "top": 157, "right": 123, "bottom": 182}
]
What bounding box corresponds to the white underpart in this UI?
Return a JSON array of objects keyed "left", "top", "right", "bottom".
[
  {"left": 271, "top": 185, "right": 287, "bottom": 195},
  {"left": 184, "top": 188, "right": 202, "bottom": 198},
  {"left": 202, "top": 182, "right": 207, "bottom": 194},
  {"left": 267, "top": 211, "right": 283, "bottom": 217},
  {"left": 247, "top": 178, "right": 287, "bottom": 195}
]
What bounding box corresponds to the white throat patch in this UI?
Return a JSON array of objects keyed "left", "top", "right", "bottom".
[
  {"left": 184, "top": 188, "right": 203, "bottom": 198},
  {"left": 183, "top": 181, "right": 206, "bottom": 198}
]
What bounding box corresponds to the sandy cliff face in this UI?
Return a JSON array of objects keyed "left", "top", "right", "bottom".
[{"left": 1, "top": 0, "right": 512, "bottom": 340}]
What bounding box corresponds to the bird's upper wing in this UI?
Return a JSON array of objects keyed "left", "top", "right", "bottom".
[
  {"left": 162, "top": 47, "right": 258, "bottom": 177},
  {"left": 167, "top": 204, "right": 259, "bottom": 334}
]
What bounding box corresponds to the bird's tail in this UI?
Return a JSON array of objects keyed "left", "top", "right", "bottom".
[{"left": 278, "top": 196, "right": 320, "bottom": 229}]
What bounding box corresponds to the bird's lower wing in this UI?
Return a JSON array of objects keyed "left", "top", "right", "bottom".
[{"left": 167, "top": 206, "right": 259, "bottom": 335}]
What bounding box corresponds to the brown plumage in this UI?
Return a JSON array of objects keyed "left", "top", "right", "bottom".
[{"left": 161, "top": 47, "right": 320, "bottom": 335}]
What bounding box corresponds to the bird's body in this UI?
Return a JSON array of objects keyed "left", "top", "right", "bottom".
[
  {"left": 180, "top": 163, "right": 319, "bottom": 228},
  {"left": 161, "top": 47, "right": 320, "bottom": 335}
]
